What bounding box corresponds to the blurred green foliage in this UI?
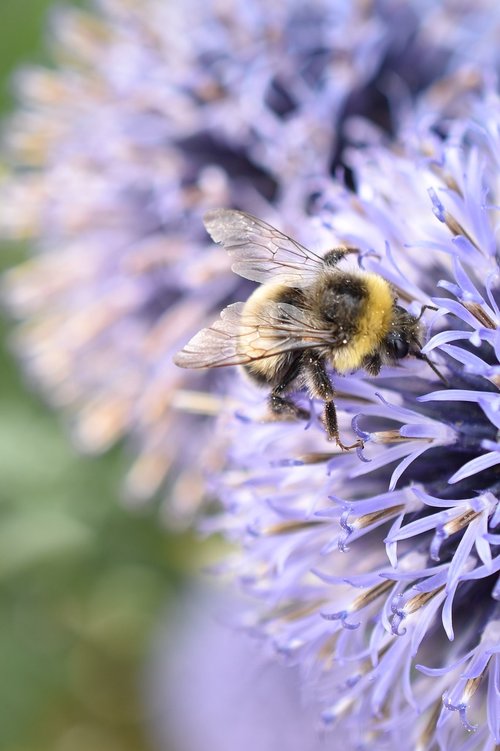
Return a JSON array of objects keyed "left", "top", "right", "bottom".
[
  {"left": 0, "top": 3, "right": 202, "bottom": 750},
  {"left": 1, "top": 0, "right": 66, "bottom": 109},
  {"left": 0, "top": 336, "right": 196, "bottom": 750}
]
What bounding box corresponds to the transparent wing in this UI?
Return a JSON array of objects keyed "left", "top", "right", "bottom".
[
  {"left": 204, "top": 209, "right": 326, "bottom": 287},
  {"left": 174, "top": 301, "right": 336, "bottom": 369}
]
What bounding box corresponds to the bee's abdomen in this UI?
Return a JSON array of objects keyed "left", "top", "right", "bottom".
[
  {"left": 243, "top": 359, "right": 276, "bottom": 385},
  {"left": 243, "top": 351, "right": 300, "bottom": 387},
  {"left": 240, "top": 282, "right": 304, "bottom": 387}
]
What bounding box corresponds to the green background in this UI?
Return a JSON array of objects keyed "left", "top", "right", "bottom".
[{"left": 0, "top": 3, "right": 201, "bottom": 749}]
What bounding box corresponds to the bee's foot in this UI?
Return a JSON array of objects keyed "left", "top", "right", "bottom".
[
  {"left": 322, "top": 402, "right": 362, "bottom": 450},
  {"left": 324, "top": 425, "right": 364, "bottom": 451},
  {"left": 336, "top": 437, "right": 364, "bottom": 452}
]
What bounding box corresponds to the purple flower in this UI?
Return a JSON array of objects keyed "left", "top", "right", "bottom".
[
  {"left": 2, "top": 0, "right": 498, "bottom": 521},
  {"left": 207, "top": 90, "right": 500, "bottom": 749},
  {"left": 146, "top": 589, "right": 328, "bottom": 751},
  {"left": 1, "top": 3, "right": 499, "bottom": 745}
]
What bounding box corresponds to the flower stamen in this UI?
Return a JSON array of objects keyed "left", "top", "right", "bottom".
[
  {"left": 391, "top": 585, "right": 445, "bottom": 636},
  {"left": 461, "top": 301, "right": 497, "bottom": 329},
  {"left": 371, "top": 430, "right": 433, "bottom": 445}
]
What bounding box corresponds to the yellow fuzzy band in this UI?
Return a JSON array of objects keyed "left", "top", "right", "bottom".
[{"left": 333, "top": 273, "right": 393, "bottom": 373}]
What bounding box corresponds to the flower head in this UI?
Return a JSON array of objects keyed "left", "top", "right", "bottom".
[
  {"left": 1, "top": 1, "right": 500, "bottom": 745},
  {"left": 208, "top": 90, "right": 500, "bottom": 750},
  {"left": 2, "top": 0, "right": 499, "bottom": 520}
]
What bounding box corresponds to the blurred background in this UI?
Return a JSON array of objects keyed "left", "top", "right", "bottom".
[{"left": 0, "top": 3, "right": 202, "bottom": 750}]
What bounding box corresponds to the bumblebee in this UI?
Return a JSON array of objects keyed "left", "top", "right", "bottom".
[{"left": 175, "top": 210, "right": 443, "bottom": 450}]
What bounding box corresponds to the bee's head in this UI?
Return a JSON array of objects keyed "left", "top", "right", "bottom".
[
  {"left": 382, "top": 305, "right": 420, "bottom": 362},
  {"left": 382, "top": 304, "right": 447, "bottom": 384}
]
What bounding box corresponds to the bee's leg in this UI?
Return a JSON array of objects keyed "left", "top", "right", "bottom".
[
  {"left": 269, "top": 393, "right": 310, "bottom": 422},
  {"left": 322, "top": 247, "right": 359, "bottom": 268},
  {"left": 361, "top": 352, "right": 382, "bottom": 376},
  {"left": 268, "top": 358, "right": 309, "bottom": 423},
  {"left": 323, "top": 402, "right": 364, "bottom": 451},
  {"left": 303, "top": 355, "right": 363, "bottom": 451}
]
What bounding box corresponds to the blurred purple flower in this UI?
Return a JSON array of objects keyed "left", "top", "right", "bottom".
[
  {"left": 207, "top": 91, "right": 500, "bottom": 749},
  {"left": 2, "top": 0, "right": 498, "bottom": 521},
  {"left": 146, "top": 589, "right": 327, "bottom": 751}
]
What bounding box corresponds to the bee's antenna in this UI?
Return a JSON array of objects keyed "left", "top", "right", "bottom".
[
  {"left": 416, "top": 304, "right": 439, "bottom": 322},
  {"left": 412, "top": 307, "right": 448, "bottom": 385},
  {"left": 415, "top": 349, "right": 449, "bottom": 386}
]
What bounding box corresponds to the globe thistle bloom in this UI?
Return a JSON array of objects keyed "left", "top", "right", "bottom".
[
  {"left": 2, "top": 0, "right": 499, "bottom": 520},
  {"left": 146, "top": 589, "right": 327, "bottom": 751},
  {"left": 0, "top": 0, "right": 387, "bottom": 519},
  {"left": 207, "top": 90, "right": 500, "bottom": 750}
]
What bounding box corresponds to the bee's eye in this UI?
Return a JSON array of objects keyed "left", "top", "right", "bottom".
[{"left": 386, "top": 334, "right": 409, "bottom": 359}]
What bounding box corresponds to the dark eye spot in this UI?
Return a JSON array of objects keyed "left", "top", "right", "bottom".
[{"left": 386, "top": 334, "right": 409, "bottom": 360}]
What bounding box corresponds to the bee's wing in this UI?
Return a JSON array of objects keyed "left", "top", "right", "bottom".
[
  {"left": 204, "top": 209, "right": 326, "bottom": 287},
  {"left": 174, "top": 301, "right": 334, "bottom": 369}
]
